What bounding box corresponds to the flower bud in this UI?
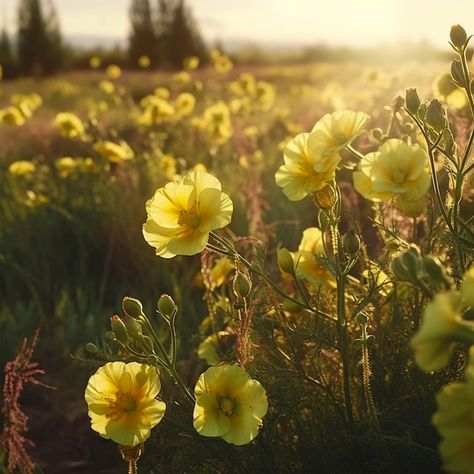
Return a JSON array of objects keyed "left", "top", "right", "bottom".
[
  {"left": 422, "top": 256, "right": 450, "bottom": 292},
  {"left": 157, "top": 294, "right": 177, "bottom": 318},
  {"left": 233, "top": 271, "right": 252, "bottom": 299},
  {"left": 450, "top": 60, "right": 464, "bottom": 86},
  {"left": 278, "top": 248, "right": 295, "bottom": 274},
  {"left": 401, "top": 246, "right": 422, "bottom": 277},
  {"left": 85, "top": 342, "right": 98, "bottom": 354},
  {"left": 123, "top": 314, "right": 142, "bottom": 339},
  {"left": 425, "top": 99, "right": 446, "bottom": 132},
  {"left": 122, "top": 296, "right": 143, "bottom": 319},
  {"left": 313, "top": 184, "right": 337, "bottom": 210},
  {"left": 392, "top": 94, "right": 405, "bottom": 111},
  {"left": 343, "top": 232, "right": 361, "bottom": 256},
  {"left": 450, "top": 24, "right": 468, "bottom": 49},
  {"left": 111, "top": 315, "right": 128, "bottom": 343},
  {"left": 390, "top": 257, "right": 413, "bottom": 282},
  {"left": 370, "top": 128, "right": 384, "bottom": 142},
  {"left": 405, "top": 88, "right": 421, "bottom": 115}
]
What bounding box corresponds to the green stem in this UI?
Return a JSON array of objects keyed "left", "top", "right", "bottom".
[
  {"left": 346, "top": 144, "right": 365, "bottom": 160},
  {"left": 128, "top": 460, "right": 137, "bottom": 474}
]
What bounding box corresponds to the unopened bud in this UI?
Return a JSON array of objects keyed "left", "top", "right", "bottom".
[
  {"left": 278, "top": 248, "right": 295, "bottom": 274},
  {"left": 392, "top": 94, "right": 405, "bottom": 111},
  {"left": 405, "top": 88, "right": 421, "bottom": 115},
  {"left": 401, "top": 246, "right": 422, "bottom": 277},
  {"left": 157, "top": 294, "right": 177, "bottom": 317},
  {"left": 123, "top": 314, "right": 142, "bottom": 339},
  {"left": 313, "top": 184, "right": 337, "bottom": 210},
  {"left": 233, "top": 271, "right": 252, "bottom": 298},
  {"left": 122, "top": 296, "right": 143, "bottom": 319},
  {"left": 111, "top": 315, "right": 128, "bottom": 343},
  {"left": 450, "top": 60, "right": 464, "bottom": 86},
  {"left": 343, "top": 232, "right": 361, "bottom": 256},
  {"left": 422, "top": 256, "right": 450, "bottom": 291},
  {"left": 370, "top": 128, "right": 384, "bottom": 142},
  {"left": 450, "top": 24, "right": 468, "bottom": 49},
  {"left": 355, "top": 313, "right": 369, "bottom": 325},
  {"left": 85, "top": 342, "right": 98, "bottom": 354},
  {"left": 425, "top": 99, "right": 446, "bottom": 131}
]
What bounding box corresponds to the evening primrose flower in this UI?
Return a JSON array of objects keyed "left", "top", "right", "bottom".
[
  {"left": 106, "top": 64, "right": 122, "bottom": 79},
  {"left": 291, "top": 227, "right": 336, "bottom": 288},
  {"left": 89, "top": 56, "right": 101, "bottom": 69},
  {"left": 139, "top": 96, "right": 175, "bottom": 125},
  {"left": 184, "top": 55, "right": 199, "bottom": 70},
  {"left": 0, "top": 106, "right": 26, "bottom": 126},
  {"left": 308, "top": 110, "right": 369, "bottom": 157},
  {"left": 94, "top": 140, "right": 134, "bottom": 164},
  {"left": 353, "top": 139, "right": 430, "bottom": 205},
  {"left": 433, "top": 72, "right": 468, "bottom": 110},
  {"left": 138, "top": 55, "right": 151, "bottom": 68},
  {"left": 410, "top": 291, "right": 474, "bottom": 372},
  {"left": 193, "top": 365, "right": 268, "bottom": 445},
  {"left": 85, "top": 362, "right": 166, "bottom": 447},
  {"left": 202, "top": 101, "right": 233, "bottom": 144},
  {"left": 53, "top": 112, "right": 85, "bottom": 139},
  {"left": 432, "top": 347, "right": 474, "bottom": 474},
  {"left": 142, "top": 171, "right": 233, "bottom": 258},
  {"left": 175, "top": 92, "right": 196, "bottom": 117},
  {"left": 275, "top": 132, "right": 340, "bottom": 201},
  {"left": 8, "top": 160, "right": 36, "bottom": 175},
  {"left": 197, "top": 331, "right": 236, "bottom": 366}
]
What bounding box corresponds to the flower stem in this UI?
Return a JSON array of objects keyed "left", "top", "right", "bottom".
[{"left": 128, "top": 460, "right": 137, "bottom": 474}]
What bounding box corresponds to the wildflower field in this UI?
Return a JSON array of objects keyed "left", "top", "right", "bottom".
[{"left": 2, "top": 26, "right": 474, "bottom": 474}]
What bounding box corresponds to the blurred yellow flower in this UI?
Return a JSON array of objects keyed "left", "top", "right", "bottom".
[
  {"left": 184, "top": 55, "right": 199, "bottom": 70},
  {"left": 193, "top": 365, "right": 268, "bottom": 445},
  {"left": 175, "top": 92, "right": 196, "bottom": 117},
  {"left": 89, "top": 56, "right": 101, "bottom": 69},
  {"left": 195, "top": 256, "right": 235, "bottom": 289},
  {"left": 291, "top": 227, "right": 336, "bottom": 288},
  {"left": 202, "top": 101, "right": 233, "bottom": 144},
  {"left": 143, "top": 171, "right": 233, "bottom": 258},
  {"left": 172, "top": 71, "right": 191, "bottom": 87},
  {"left": 154, "top": 87, "right": 170, "bottom": 99},
  {"left": 55, "top": 157, "right": 78, "bottom": 178},
  {"left": 53, "top": 112, "right": 85, "bottom": 139},
  {"left": 461, "top": 265, "right": 474, "bottom": 307},
  {"left": 139, "top": 96, "right": 175, "bottom": 125},
  {"left": 8, "top": 160, "right": 36, "bottom": 175},
  {"left": 197, "top": 330, "right": 236, "bottom": 366},
  {"left": 432, "top": 347, "right": 474, "bottom": 474},
  {"left": 213, "top": 54, "right": 233, "bottom": 74},
  {"left": 353, "top": 139, "right": 430, "bottom": 206},
  {"left": 275, "top": 132, "right": 340, "bottom": 201},
  {"left": 94, "top": 140, "right": 134, "bottom": 164},
  {"left": 99, "top": 80, "right": 115, "bottom": 95},
  {"left": 309, "top": 110, "right": 369, "bottom": 156},
  {"left": 0, "top": 106, "right": 26, "bottom": 126},
  {"left": 106, "top": 64, "right": 122, "bottom": 79},
  {"left": 85, "top": 362, "right": 166, "bottom": 447},
  {"left": 138, "top": 55, "right": 151, "bottom": 68},
  {"left": 410, "top": 291, "right": 474, "bottom": 372},
  {"left": 433, "top": 72, "right": 468, "bottom": 110}
]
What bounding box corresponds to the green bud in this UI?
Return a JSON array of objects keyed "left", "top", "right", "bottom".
[
  {"left": 343, "top": 232, "right": 361, "bottom": 256},
  {"left": 278, "top": 248, "right": 295, "bottom": 274},
  {"left": 123, "top": 314, "right": 142, "bottom": 339},
  {"left": 405, "top": 88, "right": 421, "bottom": 115},
  {"left": 392, "top": 94, "right": 405, "bottom": 111},
  {"left": 390, "top": 257, "right": 413, "bottom": 282},
  {"left": 356, "top": 313, "right": 368, "bottom": 325},
  {"left": 313, "top": 184, "right": 337, "bottom": 210},
  {"left": 157, "top": 294, "right": 177, "bottom": 317},
  {"left": 85, "top": 342, "right": 98, "bottom": 354},
  {"left": 401, "top": 246, "right": 422, "bottom": 277},
  {"left": 450, "top": 60, "right": 464, "bottom": 86},
  {"left": 111, "top": 315, "right": 128, "bottom": 343},
  {"left": 122, "top": 296, "right": 143, "bottom": 319},
  {"left": 370, "top": 128, "right": 384, "bottom": 142},
  {"left": 233, "top": 271, "right": 252, "bottom": 298},
  {"left": 450, "top": 24, "right": 468, "bottom": 49},
  {"left": 140, "top": 335, "right": 154, "bottom": 352},
  {"left": 425, "top": 99, "right": 446, "bottom": 131}
]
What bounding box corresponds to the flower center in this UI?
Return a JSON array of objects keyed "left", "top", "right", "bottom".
[
  {"left": 106, "top": 392, "right": 137, "bottom": 420},
  {"left": 392, "top": 169, "right": 406, "bottom": 184},
  {"left": 220, "top": 397, "right": 235, "bottom": 416},
  {"left": 178, "top": 205, "right": 201, "bottom": 229}
]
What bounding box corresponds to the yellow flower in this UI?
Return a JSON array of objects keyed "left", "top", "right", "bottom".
[
  {"left": 0, "top": 106, "right": 26, "bottom": 126},
  {"left": 193, "top": 365, "right": 268, "bottom": 445},
  {"left": 53, "top": 112, "right": 85, "bottom": 138},
  {"left": 154, "top": 87, "right": 170, "bottom": 99},
  {"left": 461, "top": 265, "right": 474, "bottom": 307},
  {"left": 197, "top": 331, "right": 236, "bottom": 366},
  {"left": 308, "top": 110, "right": 369, "bottom": 156},
  {"left": 202, "top": 101, "right": 233, "bottom": 144},
  {"left": 89, "top": 56, "right": 102, "bottom": 69},
  {"left": 172, "top": 71, "right": 191, "bottom": 87},
  {"left": 55, "top": 157, "right": 79, "bottom": 178},
  {"left": 8, "top": 160, "right": 36, "bottom": 175},
  {"left": 410, "top": 291, "right": 474, "bottom": 372},
  {"left": 175, "top": 92, "right": 196, "bottom": 117},
  {"left": 275, "top": 132, "right": 340, "bottom": 201},
  {"left": 85, "top": 362, "right": 166, "bottom": 447},
  {"left": 184, "top": 56, "right": 199, "bottom": 70},
  {"left": 433, "top": 72, "right": 468, "bottom": 110},
  {"left": 106, "top": 64, "right": 122, "bottom": 79},
  {"left": 195, "top": 256, "right": 235, "bottom": 289},
  {"left": 432, "top": 347, "right": 474, "bottom": 474},
  {"left": 94, "top": 140, "right": 134, "bottom": 164},
  {"left": 99, "top": 80, "right": 115, "bottom": 95},
  {"left": 291, "top": 227, "right": 336, "bottom": 288},
  {"left": 143, "top": 171, "right": 233, "bottom": 258},
  {"left": 139, "top": 96, "right": 175, "bottom": 125},
  {"left": 353, "top": 139, "right": 431, "bottom": 206},
  {"left": 213, "top": 55, "right": 233, "bottom": 74},
  {"left": 138, "top": 55, "right": 151, "bottom": 68}
]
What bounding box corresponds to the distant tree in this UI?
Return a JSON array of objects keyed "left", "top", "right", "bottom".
[
  {"left": 0, "top": 29, "right": 17, "bottom": 79},
  {"left": 155, "top": 0, "right": 172, "bottom": 67},
  {"left": 17, "top": 0, "right": 63, "bottom": 76},
  {"left": 166, "top": 0, "right": 206, "bottom": 69},
  {"left": 128, "top": 0, "right": 158, "bottom": 68}
]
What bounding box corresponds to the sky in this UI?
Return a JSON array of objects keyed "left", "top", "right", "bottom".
[{"left": 1, "top": 0, "right": 474, "bottom": 49}]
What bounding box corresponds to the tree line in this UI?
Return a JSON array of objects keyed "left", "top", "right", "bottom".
[{"left": 0, "top": 0, "right": 207, "bottom": 79}]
